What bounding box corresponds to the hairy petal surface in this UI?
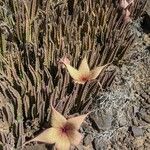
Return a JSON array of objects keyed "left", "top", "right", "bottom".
[
  {"left": 55, "top": 134, "right": 70, "bottom": 150},
  {"left": 67, "top": 114, "right": 88, "bottom": 130},
  {"left": 25, "top": 128, "right": 58, "bottom": 145},
  {"left": 89, "top": 64, "right": 109, "bottom": 80},
  {"left": 51, "top": 105, "right": 67, "bottom": 128},
  {"left": 67, "top": 130, "right": 82, "bottom": 146},
  {"left": 78, "top": 56, "right": 90, "bottom": 75},
  {"left": 65, "top": 64, "right": 81, "bottom": 81}
]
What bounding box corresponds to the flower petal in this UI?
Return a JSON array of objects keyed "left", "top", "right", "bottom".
[
  {"left": 67, "top": 113, "right": 89, "bottom": 130},
  {"left": 65, "top": 64, "right": 81, "bottom": 81},
  {"left": 78, "top": 56, "right": 90, "bottom": 75},
  {"left": 51, "top": 105, "right": 67, "bottom": 128},
  {"left": 74, "top": 79, "right": 86, "bottom": 84},
  {"left": 124, "top": 9, "right": 132, "bottom": 23},
  {"left": 67, "top": 130, "right": 82, "bottom": 146},
  {"left": 55, "top": 134, "right": 70, "bottom": 150},
  {"left": 120, "top": 0, "right": 129, "bottom": 9},
  {"left": 89, "top": 64, "right": 109, "bottom": 80},
  {"left": 59, "top": 56, "right": 70, "bottom": 65},
  {"left": 25, "top": 128, "right": 58, "bottom": 145}
]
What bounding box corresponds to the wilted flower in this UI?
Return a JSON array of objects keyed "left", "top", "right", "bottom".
[
  {"left": 120, "top": 0, "right": 134, "bottom": 9},
  {"left": 24, "top": 105, "right": 89, "bottom": 150},
  {"left": 119, "top": 0, "right": 134, "bottom": 23},
  {"left": 120, "top": 0, "right": 129, "bottom": 9},
  {"left": 124, "top": 9, "right": 132, "bottom": 23},
  {"left": 61, "top": 56, "right": 109, "bottom": 84}
]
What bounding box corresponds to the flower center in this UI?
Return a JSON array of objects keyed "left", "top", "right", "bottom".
[
  {"left": 61, "top": 125, "right": 71, "bottom": 134},
  {"left": 80, "top": 76, "right": 89, "bottom": 82}
]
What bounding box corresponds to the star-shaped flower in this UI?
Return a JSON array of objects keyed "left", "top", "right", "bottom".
[
  {"left": 61, "top": 56, "right": 109, "bottom": 84},
  {"left": 24, "top": 105, "right": 89, "bottom": 150}
]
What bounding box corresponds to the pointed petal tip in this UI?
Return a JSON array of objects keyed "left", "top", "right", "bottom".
[
  {"left": 89, "top": 63, "right": 110, "bottom": 80},
  {"left": 78, "top": 56, "right": 90, "bottom": 75},
  {"left": 67, "top": 112, "right": 90, "bottom": 130},
  {"left": 59, "top": 56, "right": 70, "bottom": 65},
  {"left": 50, "top": 103, "right": 67, "bottom": 128},
  {"left": 24, "top": 128, "right": 58, "bottom": 146},
  {"left": 65, "top": 63, "right": 81, "bottom": 81}
]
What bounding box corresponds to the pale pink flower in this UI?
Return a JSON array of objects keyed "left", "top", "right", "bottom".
[
  {"left": 24, "top": 105, "right": 89, "bottom": 150},
  {"left": 61, "top": 56, "right": 109, "bottom": 84}
]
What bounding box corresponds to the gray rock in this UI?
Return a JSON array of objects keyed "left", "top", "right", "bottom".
[
  {"left": 140, "top": 113, "right": 150, "bottom": 123},
  {"left": 118, "top": 112, "right": 128, "bottom": 127},
  {"left": 93, "top": 138, "right": 110, "bottom": 150},
  {"left": 90, "top": 109, "right": 113, "bottom": 131},
  {"left": 83, "top": 134, "right": 93, "bottom": 146},
  {"left": 130, "top": 126, "right": 144, "bottom": 137}
]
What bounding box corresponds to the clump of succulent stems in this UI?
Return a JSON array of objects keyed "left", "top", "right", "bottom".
[{"left": 0, "top": 0, "right": 147, "bottom": 149}]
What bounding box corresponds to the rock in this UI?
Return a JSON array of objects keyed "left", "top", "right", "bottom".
[
  {"left": 144, "top": 139, "right": 150, "bottom": 149},
  {"left": 93, "top": 138, "right": 110, "bottom": 150},
  {"left": 132, "top": 117, "right": 139, "bottom": 126},
  {"left": 147, "top": 128, "right": 150, "bottom": 133},
  {"left": 118, "top": 112, "right": 128, "bottom": 127},
  {"left": 83, "top": 134, "right": 93, "bottom": 146},
  {"left": 83, "top": 144, "right": 94, "bottom": 150},
  {"left": 130, "top": 126, "right": 144, "bottom": 137},
  {"left": 75, "top": 143, "right": 94, "bottom": 150},
  {"left": 90, "top": 109, "right": 113, "bottom": 131},
  {"left": 140, "top": 113, "right": 150, "bottom": 123},
  {"left": 23, "top": 144, "right": 53, "bottom": 150},
  {"left": 133, "top": 137, "right": 145, "bottom": 149}
]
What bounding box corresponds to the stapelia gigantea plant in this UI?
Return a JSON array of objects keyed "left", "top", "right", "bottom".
[{"left": 0, "top": 0, "right": 147, "bottom": 149}]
